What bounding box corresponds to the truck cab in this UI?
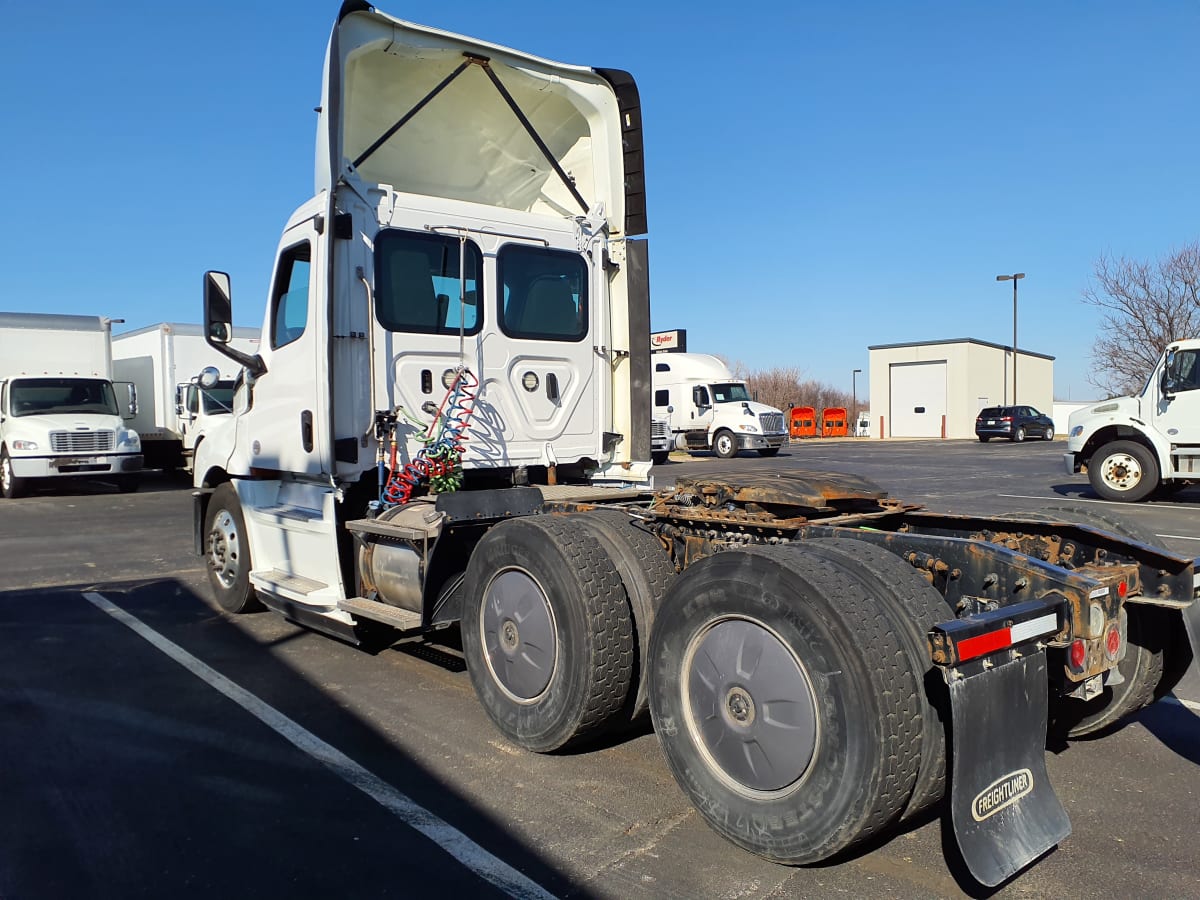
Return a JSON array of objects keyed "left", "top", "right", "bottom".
[
  {"left": 1065, "top": 338, "right": 1200, "bottom": 500},
  {"left": 651, "top": 352, "right": 788, "bottom": 458}
]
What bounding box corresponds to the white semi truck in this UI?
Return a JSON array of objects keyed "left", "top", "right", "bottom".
[
  {"left": 191, "top": 4, "right": 1198, "bottom": 888},
  {"left": 0, "top": 312, "right": 142, "bottom": 498},
  {"left": 1065, "top": 338, "right": 1200, "bottom": 501},
  {"left": 112, "top": 322, "right": 260, "bottom": 471},
  {"left": 651, "top": 352, "right": 788, "bottom": 457}
]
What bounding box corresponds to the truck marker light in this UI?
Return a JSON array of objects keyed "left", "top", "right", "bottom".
[
  {"left": 1117, "top": 580, "right": 1128, "bottom": 598},
  {"left": 1069, "top": 639, "right": 1087, "bottom": 669},
  {"left": 1105, "top": 626, "right": 1121, "bottom": 659},
  {"left": 954, "top": 612, "right": 1059, "bottom": 662}
]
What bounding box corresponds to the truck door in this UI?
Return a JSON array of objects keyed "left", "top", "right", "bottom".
[
  {"left": 486, "top": 241, "right": 601, "bottom": 466},
  {"left": 1157, "top": 347, "right": 1200, "bottom": 448},
  {"left": 244, "top": 223, "right": 326, "bottom": 476},
  {"left": 691, "top": 384, "right": 715, "bottom": 433}
]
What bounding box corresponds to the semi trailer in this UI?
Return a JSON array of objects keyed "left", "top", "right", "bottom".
[
  {"left": 192, "top": 3, "right": 1199, "bottom": 888},
  {"left": 112, "top": 322, "right": 260, "bottom": 471}
]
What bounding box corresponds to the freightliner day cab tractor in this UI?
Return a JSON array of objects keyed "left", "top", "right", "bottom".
[
  {"left": 193, "top": 3, "right": 1200, "bottom": 887},
  {"left": 1065, "top": 338, "right": 1200, "bottom": 501}
]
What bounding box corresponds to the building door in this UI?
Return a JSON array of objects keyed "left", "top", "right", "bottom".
[{"left": 890, "top": 361, "right": 947, "bottom": 438}]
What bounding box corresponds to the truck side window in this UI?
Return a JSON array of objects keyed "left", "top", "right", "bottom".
[
  {"left": 655, "top": 389, "right": 669, "bottom": 407},
  {"left": 498, "top": 245, "right": 587, "bottom": 342},
  {"left": 270, "top": 243, "right": 312, "bottom": 350},
  {"left": 1174, "top": 350, "right": 1200, "bottom": 391},
  {"left": 374, "top": 230, "right": 482, "bottom": 335}
]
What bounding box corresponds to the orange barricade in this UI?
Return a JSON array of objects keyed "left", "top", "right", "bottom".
[
  {"left": 821, "top": 407, "right": 848, "bottom": 437},
  {"left": 789, "top": 406, "right": 816, "bottom": 438}
]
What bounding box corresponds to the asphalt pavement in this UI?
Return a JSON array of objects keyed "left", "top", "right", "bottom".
[{"left": 1, "top": 441, "right": 1197, "bottom": 899}]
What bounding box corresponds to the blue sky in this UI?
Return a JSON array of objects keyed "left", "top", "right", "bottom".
[{"left": 2, "top": 1, "right": 1196, "bottom": 401}]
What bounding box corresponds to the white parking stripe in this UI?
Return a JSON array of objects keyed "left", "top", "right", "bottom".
[
  {"left": 82, "top": 592, "right": 555, "bottom": 900},
  {"left": 1155, "top": 534, "right": 1200, "bottom": 542},
  {"left": 998, "top": 493, "right": 1200, "bottom": 513},
  {"left": 1162, "top": 696, "right": 1200, "bottom": 713}
]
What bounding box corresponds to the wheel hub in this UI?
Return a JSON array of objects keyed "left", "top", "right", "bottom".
[
  {"left": 1103, "top": 454, "right": 1141, "bottom": 489},
  {"left": 207, "top": 510, "right": 240, "bottom": 589},
  {"left": 725, "top": 686, "right": 755, "bottom": 725}
]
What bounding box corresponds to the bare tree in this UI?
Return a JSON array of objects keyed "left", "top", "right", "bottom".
[{"left": 1083, "top": 241, "right": 1200, "bottom": 396}]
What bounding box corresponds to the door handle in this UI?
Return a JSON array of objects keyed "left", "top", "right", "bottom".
[
  {"left": 546, "top": 373, "right": 559, "bottom": 402},
  {"left": 301, "top": 410, "right": 314, "bottom": 452}
]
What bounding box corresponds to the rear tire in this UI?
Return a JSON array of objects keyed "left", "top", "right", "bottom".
[
  {"left": 1088, "top": 440, "right": 1158, "bottom": 502},
  {"left": 462, "top": 515, "right": 634, "bottom": 752},
  {"left": 801, "top": 539, "right": 953, "bottom": 820},
  {"left": 203, "top": 482, "right": 261, "bottom": 614},
  {"left": 1013, "top": 426, "right": 1026, "bottom": 442},
  {"left": 712, "top": 430, "right": 738, "bottom": 459},
  {"left": 648, "top": 545, "right": 921, "bottom": 864},
  {"left": 1, "top": 449, "right": 27, "bottom": 499},
  {"left": 978, "top": 436, "right": 990, "bottom": 443},
  {"left": 570, "top": 509, "right": 676, "bottom": 720}
]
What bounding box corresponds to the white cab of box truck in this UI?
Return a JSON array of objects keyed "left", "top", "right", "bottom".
[
  {"left": 112, "top": 322, "right": 260, "bottom": 471},
  {"left": 1064, "top": 337, "right": 1200, "bottom": 501},
  {"left": 651, "top": 352, "right": 788, "bottom": 457},
  {"left": 0, "top": 312, "right": 142, "bottom": 498}
]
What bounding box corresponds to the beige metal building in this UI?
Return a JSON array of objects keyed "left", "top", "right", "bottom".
[{"left": 867, "top": 338, "right": 1054, "bottom": 439}]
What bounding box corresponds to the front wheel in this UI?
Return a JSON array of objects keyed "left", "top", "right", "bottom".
[
  {"left": 1043, "top": 426, "right": 1054, "bottom": 441},
  {"left": 712, "top": 430, "right": 738, "bottom": 459},
  {"left": 1088, "top": 440, "right": 1159, "bottom": 502},
  {"left": 115, "top": 475, "right": 140, "bottom": 494},
  {"left": 651, "top": 451, "right": 670, "bottom": 466},
  {"left": 0, "top": 449, "right": 27, "bottom": 499},
  {"left": 757, "top": 447, "right": 780, "bottom": 457},
  {"left": 978, "top": 435, "right": 990, "bottom": 443},
  {"left": 204, "top": 482, "right": 261, "bottom": 613}
]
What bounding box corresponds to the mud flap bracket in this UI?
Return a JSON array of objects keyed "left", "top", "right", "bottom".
[{"left": 948, "top": 649, "right": 1071, "bottom": 887}]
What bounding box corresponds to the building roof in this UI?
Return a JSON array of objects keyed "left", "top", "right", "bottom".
[{"left": 867, "top": 337, "right": 1055, "bottom": 361}]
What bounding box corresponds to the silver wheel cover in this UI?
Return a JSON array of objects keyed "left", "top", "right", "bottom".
[
  {"left": 683, "top": 617, "right": 819, "bottom": 795},
  {"left": 481, "top": 569, "right": 558, "bottom": 702},
  {"left": 1099, "top": 452, "right": 1143, "bottom": 492}
]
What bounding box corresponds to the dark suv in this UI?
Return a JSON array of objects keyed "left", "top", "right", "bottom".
[{"left": 975, "top": 405, "right": 1055, "bottom": 442}]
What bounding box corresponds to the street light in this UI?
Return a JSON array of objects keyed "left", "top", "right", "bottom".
[
  {"left": 996, "top": 273, "right": 1025, "bottom": 404},
  {"left": 852, "top": 368, "right": 862, "bottom": 436}
]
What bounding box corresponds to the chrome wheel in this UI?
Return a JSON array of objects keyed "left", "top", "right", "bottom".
[
  {"left": 682, "top": 616, "right": 819, "bottom": 795},
  {"left": 481, "top": 569, "right": 558, "bottom": 703},
  {"left": 207, "top": 506, "right": 243, "bottom": 590}
]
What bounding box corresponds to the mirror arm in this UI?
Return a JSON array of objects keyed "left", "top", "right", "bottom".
[{"left": 203, "top": 337, "right": 266, "bottom": 378}]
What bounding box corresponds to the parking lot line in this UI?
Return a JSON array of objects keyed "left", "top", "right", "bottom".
[
  {"left": 998, "top": 493, "right": 1200, "bottom": 513},
  {"left": 1162, "top": 696, "right": 1200, "bottom": 713},
  {"left": 81, "top": 591, "right": 555, "bottom": 900},
  {"left": 1154, "top": 534, "right": 1200, "bottom": 542}
]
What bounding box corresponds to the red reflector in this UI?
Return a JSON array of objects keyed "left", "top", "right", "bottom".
[
  {"left": 1069, "top": 639, "right": 1087, "bottom": 669},
  {"left": 1106, "top": 627, "right": 1121, "bottom": 657},
  {"left": 957, "top": 628, "right": 1012, "bottom": 662},
  {"left": 1117, "top": 581, "right": 1128, "bottom": 598}
]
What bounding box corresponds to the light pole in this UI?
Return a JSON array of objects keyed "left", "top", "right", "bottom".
[
  {"left": 996, "top": 273, "right": 1024, "bottom": 404},
  {"left": 852, "top": 368, "right": 862, "bottom": 436}
]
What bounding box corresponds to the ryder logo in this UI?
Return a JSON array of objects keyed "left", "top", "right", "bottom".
[{"left": 971, "top": 769, "right": 1033, "bottom": 822}]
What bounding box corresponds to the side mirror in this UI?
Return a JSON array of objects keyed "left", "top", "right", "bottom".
[
  {"left": 123, "top": 382, "right": 138, "bottom": 420},
  {"left": 204, "top": 271, "right": 233, "bottom": 344}
]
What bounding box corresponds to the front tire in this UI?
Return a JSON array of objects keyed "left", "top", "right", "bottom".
[
  {"left": 462, "top": 515, "right": 634, "bottom": 752},
  {"left": 651, "top": 451, "right": 670, "bottom": 466},
  {"left": 978, "top": 435, "right": 990, "bottom": 443},
  {"left": 115, "top": 475, "right": 140, "bottom": 494},
  {"left": 204, "top": 482, "right": 261, "bottom": 613},
  {"left": 1088, "top": 440, "right": 1159, "bottom": 502},
  {"left": 648, "top": 545, "right": 921, "bottom": 864},
  {"left": 1, "top": 449, "right": 27, "bottom": 499},
  {"left": 1043, "top": 426, "right": 1054, "bottom": 441},
  {"left": 757, "top": 447, "right": 780, "bottom": 457},
  {"left": 712, "top": 430, "right": 738, "bottom": 459}
]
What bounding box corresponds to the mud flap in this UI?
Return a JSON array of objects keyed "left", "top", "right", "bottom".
[{"left": 949, "top": 650, "right": 1071, "bottom": 887}]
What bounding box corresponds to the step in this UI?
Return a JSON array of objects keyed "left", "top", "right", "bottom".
[
  {"left": 249, "top": 569, "right": 328, "bottom": 597},
  {"left": 338, "top": 596, "right": 423, "bottom": 632}
]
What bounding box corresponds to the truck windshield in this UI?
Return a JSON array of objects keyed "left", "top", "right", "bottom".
[
  {"left": 711, "top": 382, "right": 751, "bottom": 403},
  {"left": 201, "top": 384, "right": 236, "bottom": 415},
  {"left": 10, "top": 378, "right": 119, "bottom": 417}
]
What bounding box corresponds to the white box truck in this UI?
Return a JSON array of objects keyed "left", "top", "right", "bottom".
[
  {"left": 0, "top": 312, "right": 142, "bottom": 498},
  {"left": 1064, "top": 337, "right": 1200, "bottom": 501},
  {"left": 187, "top": 4, "right": 1197, "bottom": 888},
  {"left": 112, "top": 322, "right": 260, "bottom": 471},
  {"left": 651, "top": 352, "right": 788, "bottom": 457}
]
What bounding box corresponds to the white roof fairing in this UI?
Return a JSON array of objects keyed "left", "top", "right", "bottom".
[{"left": 316, "top": 8, "right": 627, "bottom": 230}]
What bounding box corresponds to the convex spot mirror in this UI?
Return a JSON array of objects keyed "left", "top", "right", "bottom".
[{"left": 197, "top": 366, "right": 221, "bottom": 390}]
